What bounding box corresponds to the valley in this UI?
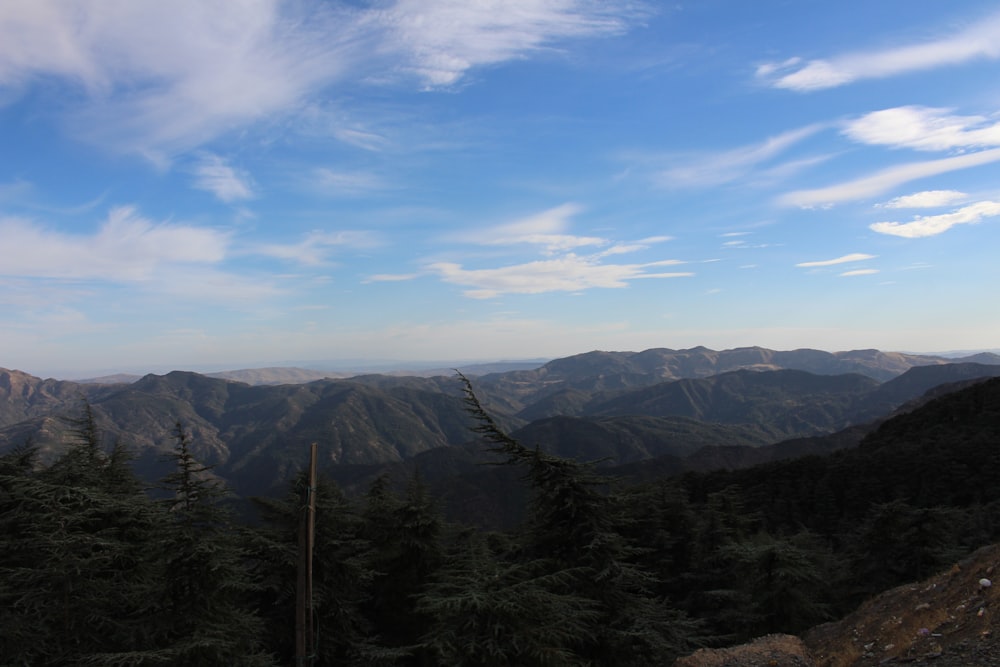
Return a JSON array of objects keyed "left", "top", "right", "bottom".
[{"left": 4, "top": 344, "right": 1000, "bottom": 665}]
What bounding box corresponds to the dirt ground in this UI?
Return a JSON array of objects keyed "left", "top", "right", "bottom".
[{"left": 673, "top": 543, "right": 1000, "bottom": 667}]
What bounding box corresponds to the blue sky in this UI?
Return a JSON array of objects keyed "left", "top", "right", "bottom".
[{"left": 2, "top": 1, "right": 1000, "bottom": 378}]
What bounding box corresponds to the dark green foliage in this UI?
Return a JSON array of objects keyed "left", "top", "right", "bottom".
[
  {"left": 718, "top": 531, "right": 833, "bottom": 637},
  {"left": 0, "top": 404, "right": 166, "bottom": 665},
  {"left": 150, "top": 422, "right": 273, "bottom": 666},
  {"left": 460, "top": 373, "right": 696, "bottom": 665},
  {"left": 2, "top": 371, "right": 999, "bottom": 663},
  {"left": 658, "top": 377, "right": 1000, "bottom": 636},
  {"left": 416, "top": 533, "right": 600, "bottom": 666},
  {"left": 248, "top": 472, "right": 390, "bottom": 665},
  {"left": 361, "top": 472, "right": 445, "bottom": 663},
  {"left": 841, "top": 500, "right": 964, "bottom": 605}
]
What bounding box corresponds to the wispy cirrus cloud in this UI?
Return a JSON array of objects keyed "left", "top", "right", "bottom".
[
  {"left": 757, "top": 11, "right": 1000, "bottom": 91},
  {"left": 778, "top": 148, "right": 1000, "bottom": 207},
  {"left": 0, "top": 206, "right": 228, "bottom": 281},
  {"left": 843, "top": 106, "right": 1000, "bottom": 151},
  {"left": 311, "top": 168, "right": 388, "bottom": 197},
  {"left": 0, "top": 1, "right": 642, "bottom": 158},
  {"left": 429, "top": 255, "right": 691, "bottom": 299},
  {"left": 391, "top": 203, "right": 687, "bottom": 297},
  {"left": 192, "top": 154, "right": 255, "bottom": 202},
  {"left": 654, "top": 124, "right": 825, "bottom": 188},
  {"left": 252, "top": 230, "right": 382, "bottom": 266},
  {"left": 465, "top": 203, "right": 606, "bottom": 254},
  {"left": 18, "top": 1, "right": 364, "bottom": 159},
  {"left": 870, "top": 200, "right": 1000, "bottom": 238},
  {"left": 877, "top": 190, "right": 967, "bottom": 209},
  {"left": 840, "top": 269, "right": 879, "bottom": 277},
  {"left": 376, "top": 0, "right": 641, "bottom": 87},
  {"left": 796, "top": 253, "right": 876, "bottom": 268}
]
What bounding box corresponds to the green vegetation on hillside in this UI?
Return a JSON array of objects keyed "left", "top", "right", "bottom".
[{"left": 2, "top": 375, "right": 1000, "bottom": 665}]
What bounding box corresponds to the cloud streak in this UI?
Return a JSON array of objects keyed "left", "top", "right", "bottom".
[
  {"left": 778, "top": 148, "right": 1000, "bottom": 207},
  {"left": 877, "top": 190, "right": 967, "bottom": 209},
  {"left": 429, "top": 255, "right": 691, "bottom": 298},
  {"left": 796, "top": 253, "right": 876, "bottom": 268},
  {"left": 870, "top": 200, "right": 1000, "bottom": 238},
  {"left": 421, "top": 203, "right": 691, "bottom": 297},
  {"left": 757, "top": 11, "right": 1000, "bottom": 91},
  {"left": 252, "top": 230, "right": 382, "bottom": 266},
  {"left": 192, "top": 154, "right": 255, "bottom": 202},
  {"left": 467, "top": 203, "right": 607, "bottom": 254},
  {"left": 843, "top": 106, "right": 1000, "bottom": 151},
  {"left": 655, "top": 125, "right": 825, "bottom": 188},
  {"left": 0, "top": 0, "right": 640, "bottom": 158},
  {"left": 376, "top": 0, "right": 637, "bottom": 87},
  {"left": 0, "top": 207, "right": 228, "bottom": 281}
]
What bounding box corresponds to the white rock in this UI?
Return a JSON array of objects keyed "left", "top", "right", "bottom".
[{"left": 979, "top": 578, "right": 992, "bottom": 588}]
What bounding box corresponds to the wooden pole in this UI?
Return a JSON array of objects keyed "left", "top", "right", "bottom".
[{"left": 296, "top": 443, "right": 318, "bottom": 665}]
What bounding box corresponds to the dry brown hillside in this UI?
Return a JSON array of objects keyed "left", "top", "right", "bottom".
[{"left": 674, "top": 543, "right": 1000, "bottom": 667}]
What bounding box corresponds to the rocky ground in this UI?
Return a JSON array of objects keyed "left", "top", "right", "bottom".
[{"left": 674, "top": 543, "right": 1000, "bottom": 667}]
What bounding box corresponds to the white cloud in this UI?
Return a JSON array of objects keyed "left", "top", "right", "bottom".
[
  {"left": 0, "top": 206, "right": 228, "bottom": 281},
  {"left": 430, "top": 204, "right": 687, "bottom": 297},
  {"left": 0, "top": 0, "right": 642, "bottom": 157},
  {"left": 374, "top": 0, "right": 638, "bottom": 87},
  {"left": 252, "top": 230, "right": 381, "bottom": 266},
  {"left": 877, "top": 190, "right": 967, "bottom": 209},
  {"left": 312, "top": 168, "right": 387, "bottom": 196},
  {"left": 596, "top": 237, "right": 671, "bottom": 257},
  {"left": 869, "top": 200, "right": 1000, "bottom": 238},
  {"left": 843, "top": 106, "right": 1000, "bottom": 151},
  {"left": 192, "top": 154, "right": 255, "bottom": 202},
  {"left": 655, "top": 125, "right": 824, "bottom": 188},
  {"left": 429, "top": 255, "right": 691, "bottom": 298},
  {"left": 367, "top": 272, "right": 422, "bottom": 283},
  {"left": 778, "top": 148, "right": 1000, "bottom": 207},
  {"left": 840, "top": 269, "right": 879, "bottom": 276},
  {"left": 758, "top": 11, "right": 1000, "bottom": 91},
  {"left": 796, "top": 253, "right": 876, "bottom": 268},
  {"left": 7, "top": 1, "right": 362, "bottom": 158},
  {"left": 467, "top": 203, "right": 608, "bottom": 254}
]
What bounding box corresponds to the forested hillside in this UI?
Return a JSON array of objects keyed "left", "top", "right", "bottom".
[
  {"left": 4, "top": 348, "right": 1000, "bottom": 501},
  {"left": 3, "top": 374, "right": 1000, "bottom": 665}
]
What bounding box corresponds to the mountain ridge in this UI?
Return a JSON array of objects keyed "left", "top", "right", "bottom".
[{"left": 2, "top": 346, "right": 999, "bottom": 500}]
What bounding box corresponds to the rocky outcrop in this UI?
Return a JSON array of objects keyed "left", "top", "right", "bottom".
[{"left": 674, "top": 633, "right": 813, "bottom": 666}]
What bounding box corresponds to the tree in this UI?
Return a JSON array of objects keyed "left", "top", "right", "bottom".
[
  {"left": 720, "top": 530, "right": 832, "bottom": 637},
  {"left": 361, "top": 472, "right": 445, "bottom": 664},
  {"left": 249, "top": 471, "right": 392, "bottom": 665},
  {"left": 460, "top": 373, "right": 695, "bottom": 666},
  {"left": 416, "top": 531, "right": 599, "bottom": 666},
  {"left": 150, "top": 421, "right": 273, "bottom": 666},
  {"left": 0, "top": 405, "right": 166, "bottom": 665}
]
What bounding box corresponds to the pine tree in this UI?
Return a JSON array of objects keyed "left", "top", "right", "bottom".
[
  {"left": 249, "top": 470, "right": 392, "bottom": 665},
  {"left": 460, "top": 373, "right": 695, "bottom": 666},
  {"left": 416, "top": 531, "right": 599, "bottom": 667},
  {"left": 151, "top": 421, "right": 273, "bottom": 666},
  {"left": 0, "top": 405, "right": 166, "bottom": 665},
  {"left": 361, "top": 472, "right": 444, "bottom": 664},
  {"left": 720, "top": 530, "right": 832, "bottom": 637}
]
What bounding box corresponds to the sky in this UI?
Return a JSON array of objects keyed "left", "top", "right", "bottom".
[{"left": 2, "top": 0, "right": 1000, "bottom": 378}]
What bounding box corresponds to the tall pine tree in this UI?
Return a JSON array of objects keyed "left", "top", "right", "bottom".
[
  {"left": 460, "top": 374, "right": 695, "bottom": 666},
  {"left": 150, "top": 421, "right": 273, "bottom": 666}
]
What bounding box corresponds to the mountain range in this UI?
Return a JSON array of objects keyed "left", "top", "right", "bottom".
[{"left": 2, "top": 345, "right": 1000, "bottom": 505}]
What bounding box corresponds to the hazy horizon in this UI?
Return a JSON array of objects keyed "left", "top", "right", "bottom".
[
  {"left": 10, "top": 345, "right": 1000, "bottom": 383},
  {"left": 2, "top": 2, "right": 999, "bottom": 375}
]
